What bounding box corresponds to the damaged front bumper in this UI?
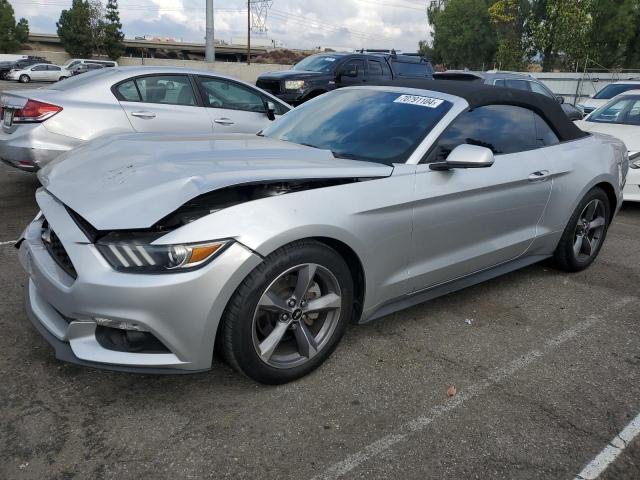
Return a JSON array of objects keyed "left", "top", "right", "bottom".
[{"left": 19, "top": 188, "right": 263, "bottom": 373}]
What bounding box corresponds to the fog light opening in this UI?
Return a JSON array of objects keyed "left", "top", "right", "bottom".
[{"left": 93, "top": 316, "right": 147, "bottom": 332}]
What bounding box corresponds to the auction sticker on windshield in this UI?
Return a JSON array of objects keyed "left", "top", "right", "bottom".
[{"left": 394, "top": 95, "right": 444, "bottom": 108}]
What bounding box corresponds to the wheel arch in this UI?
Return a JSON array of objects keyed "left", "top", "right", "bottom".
[
  {"left": 307, "top": 236, "right": 366, "bottom": 324},
  {"left": 593, "top": 181, "right": 618, "bottom": 224}
]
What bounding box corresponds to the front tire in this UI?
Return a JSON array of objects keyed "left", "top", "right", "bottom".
[
  {"left": 221, "top": 240, "right": 354, "bottom": 384},
  {"left": 553, "top": 187, "right": 611, "bottom": 272},
  {"left": 19, "top": 74, "right": 30, "bottom": 83},
  {"left": 58, "top": 76, "right": 68, "bottom": 81}
]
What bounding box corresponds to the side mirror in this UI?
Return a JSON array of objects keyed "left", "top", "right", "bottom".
[
  {"left": 556, "top": 96, "right": 565, "bottom": 104},
  {"left": 429, "top": 144, "right": 495, "bottom": 171},
  {"left": 266, "top": 101, "right": 276, "bottom": 121}
]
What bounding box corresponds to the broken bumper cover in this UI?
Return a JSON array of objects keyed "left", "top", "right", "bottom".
[{"left": 19, "top": 188, "right": 263, "bottom": 373}]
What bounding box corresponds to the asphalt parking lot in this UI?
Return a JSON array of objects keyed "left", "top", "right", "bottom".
[{"left": 1, "top": 102, "right": 639, "bottom": 480}]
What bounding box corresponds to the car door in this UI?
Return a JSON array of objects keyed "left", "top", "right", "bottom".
[
  {"left": 409, "top": 105, "right": 553, "bottom": 291},
  {"left": 46, "top": 65, "right": 62, "bottom": 81},
  {"left": 196, "top": 75, "right": 283, "bottom": 134},
  {"left": 367, "top": 58, "right": 392, "bottom": 81},
  {"left": 113, "top": 74, "right": 212, "bottom": 134},
  {"left": 336, "top": 58, "right": 366, "bottom": 87},
  {"left": 29, "top": 64, "right": 48, "bottom": 81}
]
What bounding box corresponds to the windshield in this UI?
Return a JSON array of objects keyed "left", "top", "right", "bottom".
[
  {"left": 588, "top": 95, "right": 640, "bottom": 125},
  {"left": 292, "top": 55, "right": 339, "bottom": 72},
  {"left": 261, "top": 89, "right": 452, "bottom": 164},
  {"left": 593, "top": 83, "right": 640, "bottom": 99}
]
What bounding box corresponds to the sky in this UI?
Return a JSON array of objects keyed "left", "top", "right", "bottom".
[{"left": 11, "top": 0, "right": 433, "bottom": 52}]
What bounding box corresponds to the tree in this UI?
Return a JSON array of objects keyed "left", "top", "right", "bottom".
[
  {"left": 103, "top": 0, "right": 125, "bottom": 60},
  {"left": 589, "top": 0, "right": 640, "bottom": 69},
  {"left": 0, "top": 0, "right": 29, "bottom": 53},
  {"left": 57, "top": 0, "right": 97, "bottom": 58},
  {"left": 529, "top": 0, "right": 592, "bottom": 71},
  {"left": 15, "top": 17, "right": 29, "bottom": 44},
  {"left": 489, "top": 0, "right": 531, "bottom": 70},
  {"left": 430, "top": 0, "right": 497, "bottom": 70}
]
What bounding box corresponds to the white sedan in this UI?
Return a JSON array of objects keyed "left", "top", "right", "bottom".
[
  {"left": 575, "top": 90, "right": 640, "bottom": 202},
  {"left": 6, "top": 63, "right": 71, "bottom": 83}
]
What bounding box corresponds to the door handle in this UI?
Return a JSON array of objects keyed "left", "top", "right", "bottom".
[
  {"left": 214, "top": 118, "right": 235, "bottom": 126},
  {"left": 528, "top": 170, "right": 550, "bottom": 182},
  {"left": 131, "top": 111, "right": 156, "bottom": 119}
]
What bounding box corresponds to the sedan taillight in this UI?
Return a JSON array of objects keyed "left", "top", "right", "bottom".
[{"left": 13, "top": 99, "right": 62, "bottom": 123}]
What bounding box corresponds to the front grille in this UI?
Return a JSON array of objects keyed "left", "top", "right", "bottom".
[
  {"left": 42, "top": 220, "right": 77, "bottom": 279},
  {"left": 256, "top": 79, "right": 282, "bottom": 94}
]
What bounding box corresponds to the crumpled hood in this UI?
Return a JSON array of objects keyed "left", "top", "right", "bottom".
[{"left": 39, "top": 133, "right": 393, "bottom": 230}]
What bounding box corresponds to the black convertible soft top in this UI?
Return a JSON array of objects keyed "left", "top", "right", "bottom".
[{"left": 369, "top": 79, "right": 587, "bottom": 142}]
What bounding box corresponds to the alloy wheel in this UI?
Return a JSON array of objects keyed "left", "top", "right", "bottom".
[
  {"left": 252, "top": 263, "right": 342, "bottom": 369},
  {"left": 573, "top": 199, "right": 606, "bottom": 260}
]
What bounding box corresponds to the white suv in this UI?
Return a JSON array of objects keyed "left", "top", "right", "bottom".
[{"left": 577, "top": 80, "right": 640, "bottom": 115}]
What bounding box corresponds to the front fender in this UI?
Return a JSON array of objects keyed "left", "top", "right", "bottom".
[{"left": 157, "top": 173, "right": 416, "bottom": 313}]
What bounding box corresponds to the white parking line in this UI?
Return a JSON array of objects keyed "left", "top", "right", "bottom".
[
  {"left": 0, "top": 240, "right": 17, "bottom": 246},
  {"left": 574, "top": 412, "right": 640, "bottom": 480},
  {"left": 312, "top": 296, "right": 636, "bottom": 480}
]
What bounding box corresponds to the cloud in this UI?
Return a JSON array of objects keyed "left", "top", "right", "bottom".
[{"left": 11, "top": 0, "right": 432, "bottom": 52}]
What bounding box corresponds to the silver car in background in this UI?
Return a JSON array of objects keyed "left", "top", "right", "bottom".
[
  {"left": 5, "top": 63, "right": 71, "bottom": 83},
  {"left": 0, "top": 66, "right": 291, "bottom": 171},
  {"left": 18, "top": 81, "right": 627, "bottom": 384}
]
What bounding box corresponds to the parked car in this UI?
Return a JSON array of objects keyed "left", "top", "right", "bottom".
[
  {"left": 433, "top": 70, "right": 584, "bottom": 121},
  {"left": 576, "top": 80, "right": 640, "bottom": 115},
  {"left": 17, "top": 80, "right": 627, "bottom": 383},
  {"left": 256, "top": 51, "right": 434, "bottom": 105},
  {"left": 575, "top": 90, "right": 640, "bottom": 202},
  {"left": 62, "top": 58, "right": 118, "bottom": 70},
  {"left": 70, "top": 63, "right": 105, "bottom": 76},
  {"left": 0, "top": 66, "right": 291, "bottom": 171},
  {"left": 0, "top": 56, "right": 51, "bottom": 80},
  {"left": 5, "top": 63, "right": 71, "bottom": 83}
]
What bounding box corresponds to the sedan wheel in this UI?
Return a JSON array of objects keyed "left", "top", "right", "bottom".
[
  {"left": 553, "top": 187, "right": 610, "bottom": 272},
  {"left": 221, "top": 240, "right": 353, "bottom": 384},
  {"left": 572, "top": 199, "right": 606, "bottom": 261},
  {"left": 19, "top": 75, "right": 30, "bottom": 83},
  {"left": 252, "top": 263, "right": 342, "bottom": 369}
]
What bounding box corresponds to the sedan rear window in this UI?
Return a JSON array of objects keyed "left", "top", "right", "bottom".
[{"left": 262, "top": 89, "right": 452, "bottom": 165}]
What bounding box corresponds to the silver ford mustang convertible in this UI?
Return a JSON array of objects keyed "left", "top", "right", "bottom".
[{"left": 18, "top": 80, "right": 629, "bottom": 383}]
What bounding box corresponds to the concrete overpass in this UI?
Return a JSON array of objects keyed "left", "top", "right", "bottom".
[{"left": 27, "top": 33, "right": 269, "bottom": 62}]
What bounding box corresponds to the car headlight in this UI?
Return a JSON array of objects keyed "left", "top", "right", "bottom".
[
  {"left": 630, "top": 151, "right": 640, "bottom": 169},
  {"left": 96, "top": 232, "right": 229, "bottom": 273},
  {"left": 284, "top": 80, "right": 305, "bottom": 90}
]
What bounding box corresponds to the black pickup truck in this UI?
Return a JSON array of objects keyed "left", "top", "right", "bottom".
[{"left": 256, "top": 52, "right": 434, "bottom": 105}]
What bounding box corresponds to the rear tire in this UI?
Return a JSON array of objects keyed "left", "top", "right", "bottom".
[
  {"left": 58, "top": 76, "right": 68, "bottom": 81},
  {"left": 19, "top": 74, "right": 30, "bottom": 83},
  {"left": 221, "top": 240, "right": 353, "bottom": 384},
  {"left": 553, "top": 187, "right": 610, "bottom": 272}
]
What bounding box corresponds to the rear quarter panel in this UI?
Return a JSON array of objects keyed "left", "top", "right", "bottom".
[{"left": 536, "top": 134, "right": 625, "bottom": 246}]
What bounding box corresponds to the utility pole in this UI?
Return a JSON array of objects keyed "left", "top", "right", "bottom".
[
  {"left": 205, "top": 0, "right": 215, "bottom": 63},
  {"left": 247, "top": 0, "right": 251, "bottom": 65}
]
